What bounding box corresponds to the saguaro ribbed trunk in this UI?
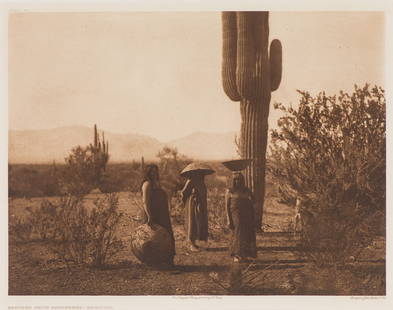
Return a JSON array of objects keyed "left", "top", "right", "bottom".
[
  {"left": 240, "top": 98, "right": 271, "bottom": 227},
  {"left": 221, "top": 11, "right": 282, "bottom": 229}
]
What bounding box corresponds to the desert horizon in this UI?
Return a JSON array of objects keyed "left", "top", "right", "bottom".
[{"left": 8, "top": 125, "right": 240, "bottom": 163}]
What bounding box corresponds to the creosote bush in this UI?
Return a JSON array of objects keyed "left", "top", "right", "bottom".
[
  {"left": 268, "top": 84, "right": 385, "bottom": 267},
  {"left": 23, "top": 194, "right": 124, "bottom": 267}
]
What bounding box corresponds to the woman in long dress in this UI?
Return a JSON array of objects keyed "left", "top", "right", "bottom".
[
  {"left": 225, "top": 172, "right": 257, "bottom": 262},
  {"left": 141, "top": 164, "right": 175, "bottom": 266},
  {"left": 181, "top": 172, "right": 209, "bottom": 252}
]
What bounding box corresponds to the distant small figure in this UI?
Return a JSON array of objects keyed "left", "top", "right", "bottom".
[
  {"left": 140, "top": 164, "right": 175, "bottom": 267},
  {"left": 294, "top": 198, "right": 302, "bottom": 236},
  {"left": 225, "top": 172, "right": 257, "bottom": 263},
  {"left": 293, "top": 197, "right": 316, "bottom": 240},
  {"left": 180, "top": 162, "right": 215, "bottom": 252}
]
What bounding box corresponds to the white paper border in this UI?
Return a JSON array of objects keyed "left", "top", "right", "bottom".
[{"left": 1, "top": 0, "right": 392, "bottom": 309}]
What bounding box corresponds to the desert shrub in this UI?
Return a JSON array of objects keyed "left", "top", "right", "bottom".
[
  {"left": 170, "top": 193, "right": 184, "bottom": 225},
  {"left": 61, "top": 143, "right": 108, "bottom": 195},
  {"left": 8, "top": 162, "right": 144, "bottom": 198},
  {"left": 24, "top": 194, "right": 124, "bottom": 267},
  {"left": 8, "top": 166, "right": 44, "bottom": 197},
  {"left": 88, "top": 194, "right": 124, "bottom": 266},
  {"left": 60, "top": 146, "right": 97, "bottom": 195},
  {"left": 268, "top": 84, "right": 385, "bottom": 267},
  {"left": 8, "top": 163, "right": 62, "bottom": 198},
  {"left": 49, "top": 196, "right": 90, "bottom": 264},
  {"left": 60, "top": 125, "right": 109, "bottom": 196},
  {"left": 207, "top": 188, "right": 228, "bottom": 240},
  {"left": 26, "top": 200, "right": 58, "bottom": 240},
  {"left": 99, "top": 163, "right": 142, "bottom": 193},
  {"left": 8, "top": 164, "right": 61, "bottom": 198},
  {"left": 40, "top": 162, "right": 62, "bottom": 196},
  {"left": 9, "top": 215, "right": 33, "bottom": 243}
]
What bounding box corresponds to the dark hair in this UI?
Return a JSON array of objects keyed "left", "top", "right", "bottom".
[
  {"left": 141, "top": 164, "right": 159, "bottom": 188},
  {"left": 231, "top": 172, "right": 246, "bottom": 190}
]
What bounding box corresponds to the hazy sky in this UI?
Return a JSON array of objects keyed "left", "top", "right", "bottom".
[{"left": 9, "top": 12, "right": 385, "bottom": 142}]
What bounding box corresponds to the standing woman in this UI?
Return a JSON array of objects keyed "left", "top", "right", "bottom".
[
  {"left": 141, "top": 164, "right": 175, "bottom": 266},
  {"left": 223, "top": 160, "right": 257, "bottom": 263},
  {"left": 180, "top": 163, "right": 215, "bottom": 252}
]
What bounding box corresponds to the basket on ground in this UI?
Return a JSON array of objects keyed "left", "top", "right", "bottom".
[{"left": 131, "top": 224, "right": 173, "bottom": 266}]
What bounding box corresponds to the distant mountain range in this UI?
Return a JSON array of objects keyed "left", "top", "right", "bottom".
[
  {"left": 169, "top": 131, "right": 238, "bottom": 161},
  {"left": 8, "top": 126, "right": 238, "bottom": 164}
]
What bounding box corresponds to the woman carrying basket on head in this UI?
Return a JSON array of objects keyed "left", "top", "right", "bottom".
[
  {"left": 222, "top": 159, "right": 257, "bottom": 263},
  {"left": 180, "top": 162, "right": 215, "bottom": 252}
]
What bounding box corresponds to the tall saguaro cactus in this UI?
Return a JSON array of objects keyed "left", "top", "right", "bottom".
[{"left": 222, "top": 12, "right": 282, "bottom": 229}]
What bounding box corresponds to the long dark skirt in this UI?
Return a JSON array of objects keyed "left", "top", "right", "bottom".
[
  {"left": 184, "top": 192, "right": 208, "bottom": 242},
  {"left": 229, "top": 194, "right": 257, "bottom": 258}
]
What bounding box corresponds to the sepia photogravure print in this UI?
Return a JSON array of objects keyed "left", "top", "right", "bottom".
[{"left": 3, "top": 1, "right": 391, "bottom": 308}]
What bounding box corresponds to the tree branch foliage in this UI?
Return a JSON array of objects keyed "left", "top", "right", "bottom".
[{"left": 268, "top": 84, "right": 385, "bottom": 265}]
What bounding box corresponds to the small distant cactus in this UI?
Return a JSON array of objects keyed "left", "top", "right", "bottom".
[
  {"left": 91, "top": 124, "right": 109, "bottom": 178},
  {"left": 221, "top": 11, "right": 282, "bottom": 229}
]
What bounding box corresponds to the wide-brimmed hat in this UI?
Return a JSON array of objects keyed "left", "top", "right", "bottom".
[
  {"left": 221, "top": 159, "right": 252, "bottom": 172},
  {"left": 180, "top": 162, "right": 215, "bottom": 178}
]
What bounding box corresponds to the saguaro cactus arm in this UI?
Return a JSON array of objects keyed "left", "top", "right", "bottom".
[
  {"left": 236, "top": 12, "right": 257, "bottom": 100},
  {"left": 269, "top": 39, "right": 282, "bottom": 92},
  {"left": 222, "top": 12, "right": 241, "bottom": 101}
]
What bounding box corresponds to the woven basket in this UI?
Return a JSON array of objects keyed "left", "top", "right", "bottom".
[
  {"left": 131, "top": 224, "right": 173, "bottom": 266},
  {"left": 221, "top": 159, "right": 252, "bottom": 171},
  {"left": 180, "top": 162, "right": 215, "bottom": 178}
]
